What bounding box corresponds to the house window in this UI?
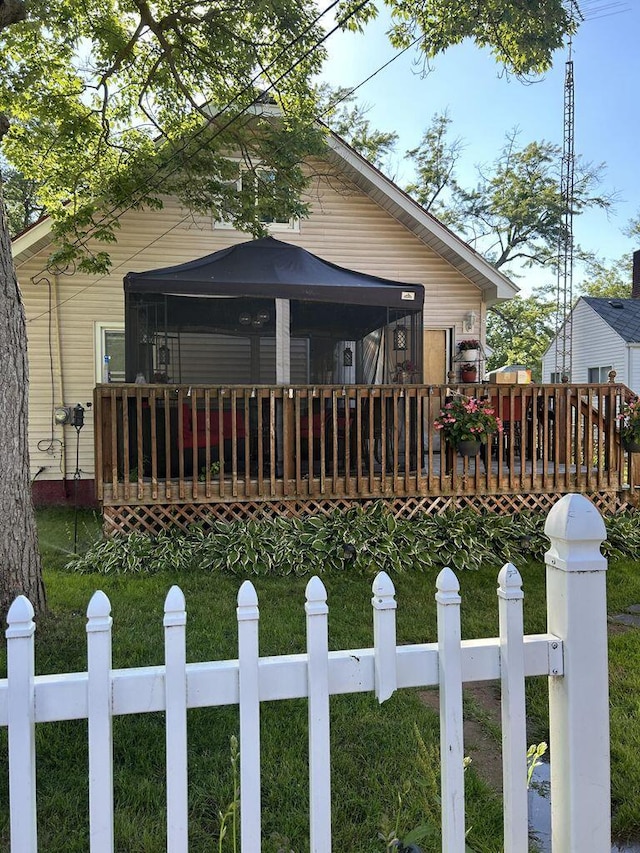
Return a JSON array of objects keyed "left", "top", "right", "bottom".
[
  {"left": 588, "top": 366, "right": 612, "bottom": 384},
  {"left": 95, "top": 322, "right": 125, "bottom": 382},
  {"left": 214, "top": 163, "right": 299, "bottom": 232}
]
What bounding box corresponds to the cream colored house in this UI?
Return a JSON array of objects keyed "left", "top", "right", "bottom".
[{"left": 12, "top": 129, "right": 518, "bottom": 505}]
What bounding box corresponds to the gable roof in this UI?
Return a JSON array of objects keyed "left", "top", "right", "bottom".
[
  {"left": 323, "top": 128, "right": 518, "bottom": 303},
  {"left": 582, "top": 296, "right": 640, "bottom": 343},
  {"left": 11, "top": 125, "right": 519, "bottom": 303}
]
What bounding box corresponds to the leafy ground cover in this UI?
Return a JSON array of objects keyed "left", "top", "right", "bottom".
[{"left": 1, "top": 505, "right": 639, "bottom": 850}]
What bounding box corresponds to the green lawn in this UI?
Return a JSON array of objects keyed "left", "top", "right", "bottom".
[{"left": 0, "top": 507, "right": 637, "bottom": 850}]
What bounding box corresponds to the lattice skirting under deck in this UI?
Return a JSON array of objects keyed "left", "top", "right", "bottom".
[{"left": 102, "top": 490, "right": 631, "bottom": 535}]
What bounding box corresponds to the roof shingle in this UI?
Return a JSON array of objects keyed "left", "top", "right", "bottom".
[{"left": 582, "top": 296, "right": 640, "bottom": 343}]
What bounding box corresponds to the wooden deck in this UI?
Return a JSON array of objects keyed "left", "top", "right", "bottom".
[{"left": 94, "top": 382, "right": 634, "bottom": 532}]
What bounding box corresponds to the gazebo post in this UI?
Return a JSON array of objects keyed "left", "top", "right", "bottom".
[{"left": 275, "top": 299, "right": 293, "bottom": 479}]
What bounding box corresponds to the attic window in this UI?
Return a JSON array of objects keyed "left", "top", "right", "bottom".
[
  {"left": 608, "top": 300, "right": 624, "bottom": 308},
  {"left": 214, "top": 163, "right": 299, "bottom": 233}
]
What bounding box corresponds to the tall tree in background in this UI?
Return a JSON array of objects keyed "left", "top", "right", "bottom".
[
  {"left": 404, "top": 121, "right": 614, "bottom": 373},
  {"left": 0, "top": 161, "right": 44, "bottom": 236},
  {"left": 318, "top": 85, "right": 398, "bottom": 171},
  {"left": 405, "top": 111, "right": 463, "bottom": 220},
  {"left": 444, "top": 131, "right": 612, "bottom": 276}
]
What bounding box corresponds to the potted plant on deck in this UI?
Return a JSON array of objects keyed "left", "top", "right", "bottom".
[
  {"left": 457, "top": 339, "right": 480, "bottom": 362},
  {"left": 618, "top": 396, "right": 640, "bottom": 452},
  {"left": 460, "top": 362, "right": 477, "bottom": 383},
  {"left": 433, "top": 395, "right": 503, "bottom": 457},
  {"left": 394, "top": 360, "right": 418, "bottom": 384}
]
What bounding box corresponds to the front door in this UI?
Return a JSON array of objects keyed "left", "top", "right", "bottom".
[{"left": 422, "top": 330, "right": 448, "bottom": 384}]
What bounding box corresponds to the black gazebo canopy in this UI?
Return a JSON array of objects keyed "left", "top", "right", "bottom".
[
  {"left": 123, "top": 237, "right": 424, "bottom": 384},
  {"left": 124, "top": 236, "right": 424, "bottom": 313}
]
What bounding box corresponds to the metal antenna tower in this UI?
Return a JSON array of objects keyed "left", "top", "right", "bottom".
[
  {"left": 553, "top": 0, "right": 628, "bottom": 381},
  {"left": 554, "top": 3, "right": 582, "bottom": 383}
]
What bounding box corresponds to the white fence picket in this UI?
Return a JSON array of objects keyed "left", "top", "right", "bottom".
[
  {"left": 497, "top": 563, "right": 528, "bottom": 853},
  {"left": 305, "top": 576, "right": 331, "bottom": 853},
  {"left": 87, "top": 590, "right": 114, "bottom": 853},
  {"left": 164, "top": 585, "right": 189, "bottom": 851},
  {"left": 436, "top": 567, "right": 465, "bottom": 853},
  {"left": 237, "top": 580, "right": 261, "bottom": 852},
  {"left": 6, "top": 595, "right": 37, "bottom": 853},
  {"left": 372, "top": 571, "right": 397, "bottom": 703}
]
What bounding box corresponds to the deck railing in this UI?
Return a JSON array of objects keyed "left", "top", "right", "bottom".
[{"left": 94, "top": 382, "right": 627, "bottom": 505}]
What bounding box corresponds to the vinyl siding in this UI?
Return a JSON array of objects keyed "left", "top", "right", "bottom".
[
  {"left": 542, "top": 300, "right": 628, "bottom": 384},
  {"left": 18, "top": 157, "right": 486, "bottom": 481}
]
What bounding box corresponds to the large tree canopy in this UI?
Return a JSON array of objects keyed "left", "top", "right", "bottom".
[
  {"left": 1, "top": 0, "right": 579, "bottom": 275},
  {"left": 341, "top": 0, "right": 575, "bottom": 76},
  {"left": 1, "top": 0, "right": 329, "bottom": 272}
]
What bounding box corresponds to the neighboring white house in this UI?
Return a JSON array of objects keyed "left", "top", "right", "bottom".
[{"left": 541, "top": 296, "right": 640, "bottom": 390}]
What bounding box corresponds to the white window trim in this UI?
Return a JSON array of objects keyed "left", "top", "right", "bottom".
[
  {"left": 213, "top": 160, "right": 300, "bottom": 233},
  {"left": 95, "top": 321, "right": 125, "bottom": 383},
  {"left": 588, "top": 365, "right": 613, "bottom": 384}
]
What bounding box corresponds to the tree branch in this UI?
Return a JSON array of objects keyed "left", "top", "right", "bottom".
[{"left": 0, "top": 0, "right": 26, "bottom": 30}]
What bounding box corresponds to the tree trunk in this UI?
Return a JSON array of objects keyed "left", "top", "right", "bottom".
[{"left": 0, "top": 179, "right": 46, "bottom": 617}]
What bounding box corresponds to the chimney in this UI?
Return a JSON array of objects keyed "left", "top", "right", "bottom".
[{"left": 633, "top": 250, "right": 640, "bottom": 298}]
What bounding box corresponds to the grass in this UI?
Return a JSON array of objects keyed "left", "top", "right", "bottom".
[{"left": 1, "top": 507, "right": 639, "bottom": 849}]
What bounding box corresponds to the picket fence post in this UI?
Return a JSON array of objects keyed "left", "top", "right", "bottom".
[
  {"left": 497, "top": 563, "right": 528, "bottom": 853},
  {"left": 372, "top": 571, "right": 397, "bottom": 703},
  {"left": 545, "top": 493, "right": 610, "bottom": 852},
  {"left": 436, "top": 567, "right": 465, "bottom": 853},
  {"left": 87, "top": 590, "right": 114, "bottom": 853},
  {"left": 164, "top": 585, "right": 188, "bottom": 852},
  {"left": 306, "top": 576, "right": 331, "bottom": 853},
  {"left": 6, "top": 595, "right": 37, "bottom": 853},
  {"left": 237, "top": 580, "right": 261, "bottom": 852}
]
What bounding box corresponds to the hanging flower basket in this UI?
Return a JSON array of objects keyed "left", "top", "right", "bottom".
[
  {"left": 618, "top": 397, "right": 640, "bottom": 452},
  {"left": 457, "top": 339, "right": 480, "bottom": 362},
  {"left": 460, "top": 349, "right": 479, "bottom": 362},
  {"left": 457, "top": 439, "right": 482, "bottom": 457},
  {"left": 433, "top": 394, "right": 503, "bottom": 449}
]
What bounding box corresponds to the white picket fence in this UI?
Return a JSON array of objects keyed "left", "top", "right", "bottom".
[{"left": 1, "top": 493, "right": 611, "bottom": 852}]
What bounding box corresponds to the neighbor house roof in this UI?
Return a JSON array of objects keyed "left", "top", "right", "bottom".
[
  {"left": 582, "top": 296, "right": 640, "bottom": 343},
  {"left": 11, "top": 123, "right": 519, "bottom": 304}
]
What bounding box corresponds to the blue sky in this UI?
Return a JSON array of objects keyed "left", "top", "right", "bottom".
[{"left": 320, "top": 4, "right": 639, "bottom": 294}]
